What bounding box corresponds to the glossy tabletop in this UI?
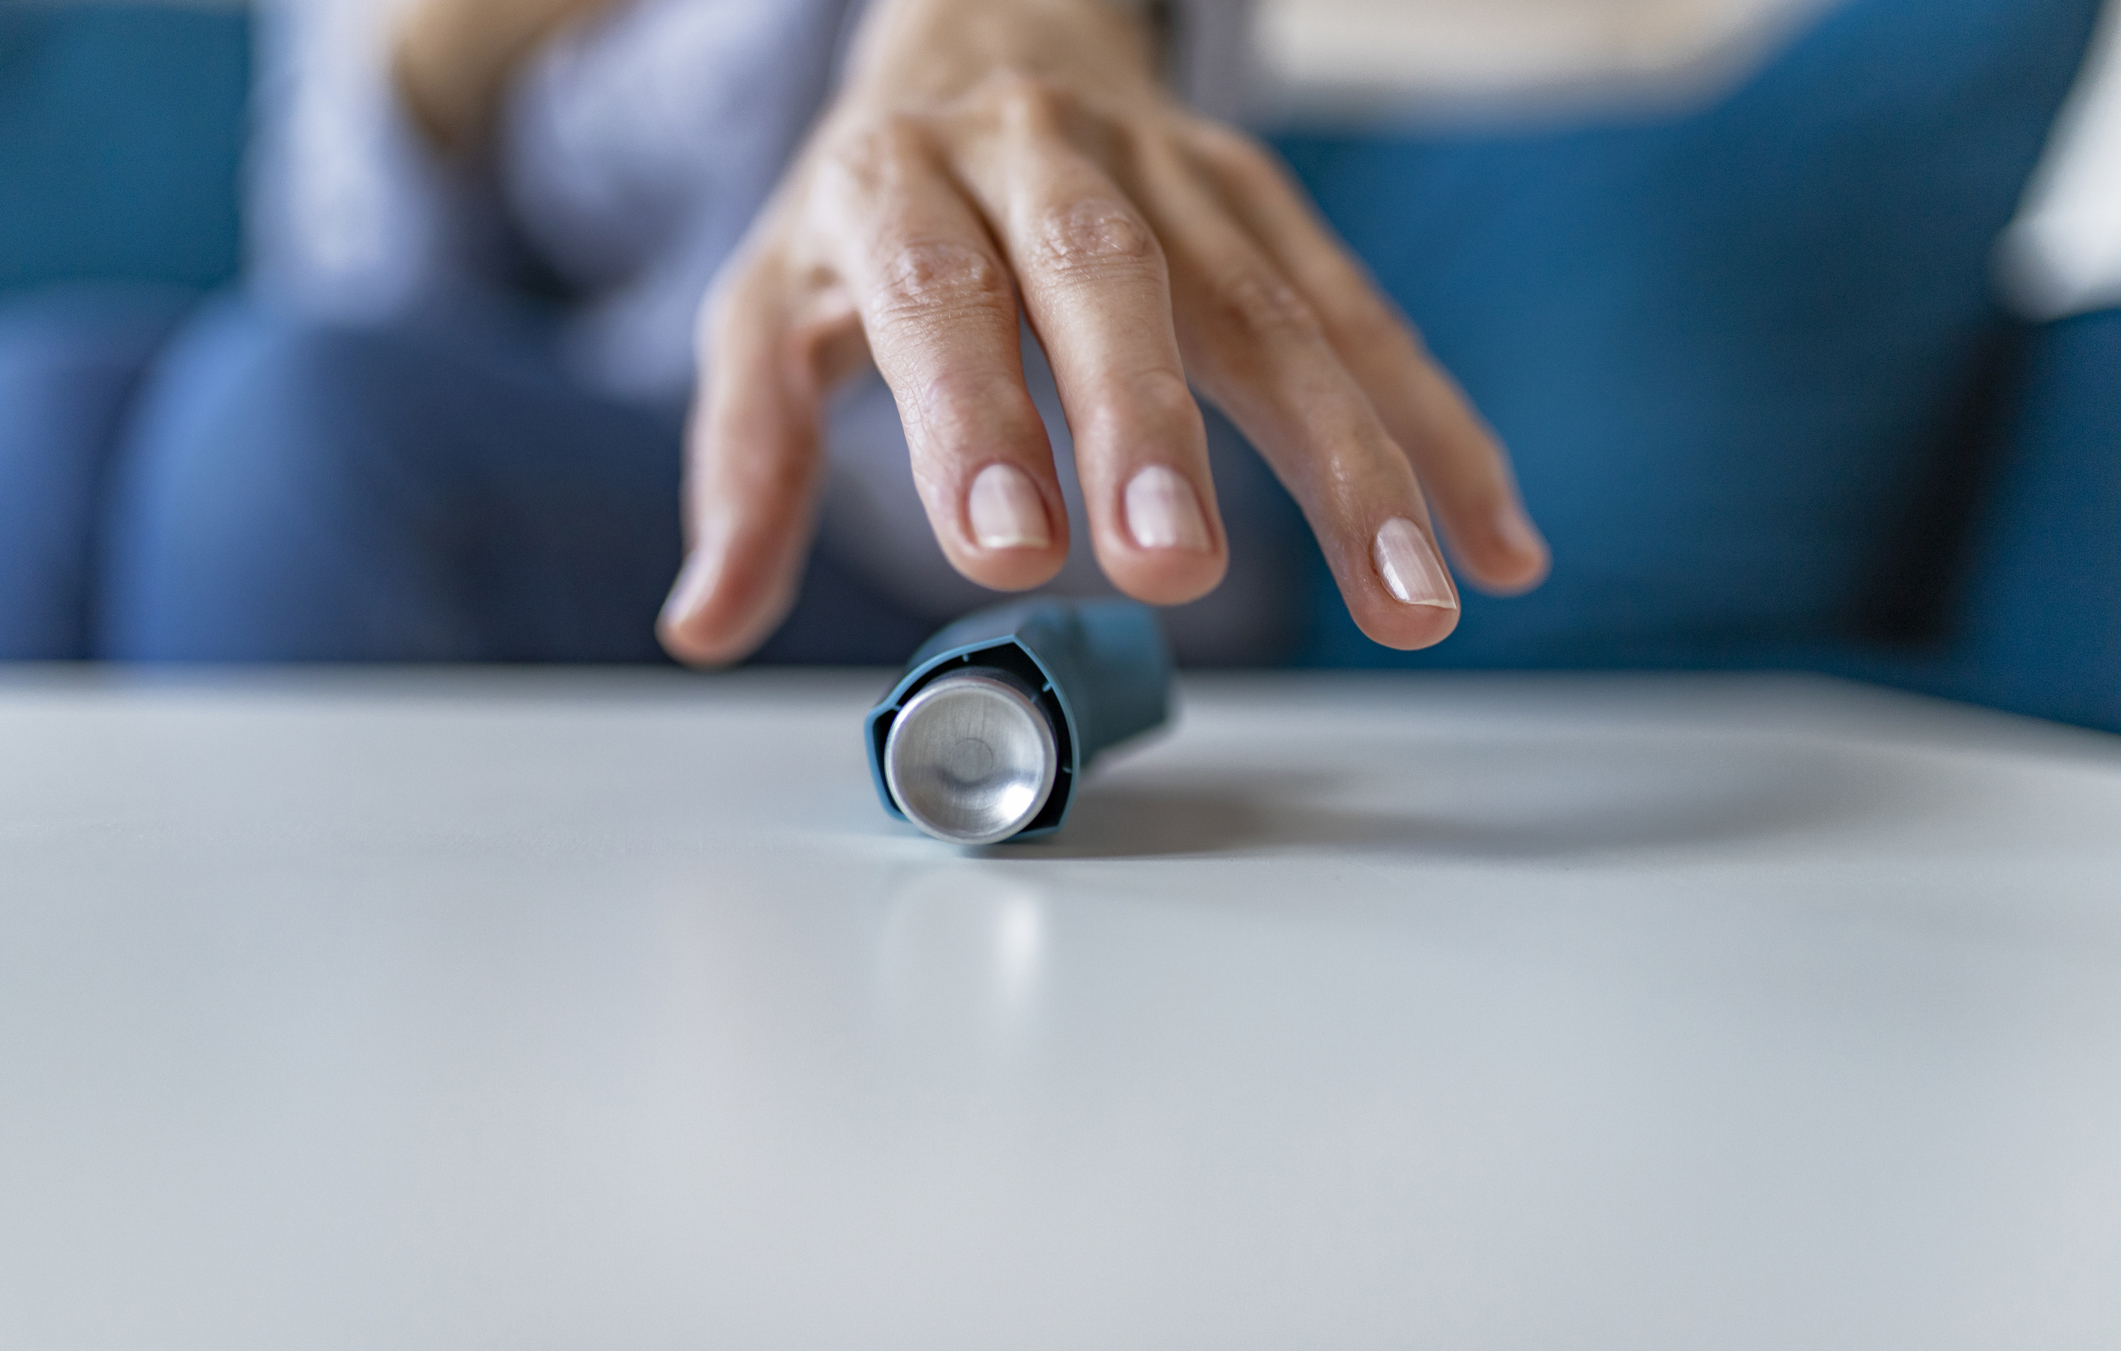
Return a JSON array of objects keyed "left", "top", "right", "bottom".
[{"left": 3, "top": 669, "right": 2119, "bottom": 1349}]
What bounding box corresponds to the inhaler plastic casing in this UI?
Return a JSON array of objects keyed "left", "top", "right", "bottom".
[{"left": 865, "top": 600, "right": 1173, "bottom": 845}]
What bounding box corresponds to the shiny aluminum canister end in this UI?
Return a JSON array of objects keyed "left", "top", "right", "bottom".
[
  {"left": 883, "top": 670, "right": 1058, "bottom": 845},
  {"left": 865, "top": 599, "right": 1172, "bottom": 846}
]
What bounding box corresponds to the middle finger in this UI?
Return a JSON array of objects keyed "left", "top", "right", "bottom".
[{"left": 952, "top": 80, "right": 1229, "bottom": 606}]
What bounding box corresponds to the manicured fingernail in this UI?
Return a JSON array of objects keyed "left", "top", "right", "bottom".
[
  {"left": 1124, "top": 465, "right": 1210, "bottom": 552},
  {"left": 1373, "top": 517, "right": 1457, "bottom": 608},
  {"left": 661, "top": 549, "right": 718, "bottom": 628},
  {"left": 968, "top": 463, "right": 1051, "bottom": 549}
]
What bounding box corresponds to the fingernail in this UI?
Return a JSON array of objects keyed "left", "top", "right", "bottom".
[
  {"left": 660, "top": 549, "right": 718, "bottom": 629},
  {"left": 1124, "top": 465, "right": 1210, "bottom": 552},
  {"left": 1373, "top": 517, "right": 1457, "bottom": 609},
  {"left": 968, "top": 463, "right": 1051, "bottom": 549}
]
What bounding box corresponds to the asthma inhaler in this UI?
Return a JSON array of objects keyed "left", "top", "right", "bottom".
[{"left": 864, "top": 599, "right": 1173, "bottom": 845}]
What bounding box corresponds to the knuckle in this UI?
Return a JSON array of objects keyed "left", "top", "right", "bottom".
[
  {"left": 861, "top": 114, "right": 930, "bottom": 162},
  {"left": 819, "top": 117, "right": 931, "bottom": 199},
  {"left": 1033, "top": 198, "right": 1162, "bottom": 282},
  {"left": 869, "top": 239, "right": 1012, "bottom": 327},
  {"left": 1208, "top": 266, "right": 1321, "bottom": 343},
  {"left": 978, "top": 68, "right": 1076, "bottom": 131}
]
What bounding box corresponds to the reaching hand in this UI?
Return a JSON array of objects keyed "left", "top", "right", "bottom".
[{"left": 659, "top": 0, "right": 1549, "bottom": 665}]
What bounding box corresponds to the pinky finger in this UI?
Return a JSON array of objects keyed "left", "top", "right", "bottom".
[{"left": 1183, "top": 126, "right": 1549, "bottom": 595}]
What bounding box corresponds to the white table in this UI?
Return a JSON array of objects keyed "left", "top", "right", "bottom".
[{"left": 3, "top": 669, "right": 2118, "bottom": 1350}]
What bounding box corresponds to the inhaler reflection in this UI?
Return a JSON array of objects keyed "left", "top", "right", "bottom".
[{"left": 877, "top": 871, "right": 1049, "bottom": 1047}]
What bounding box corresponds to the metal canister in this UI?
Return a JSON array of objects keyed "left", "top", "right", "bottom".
[{"left": 864, "top": 600, "right": 1172, "bottom": 845}]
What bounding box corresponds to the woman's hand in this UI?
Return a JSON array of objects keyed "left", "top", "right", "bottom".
[{"left": 659, "top": 0, "right": 1549, "bottom": 665}]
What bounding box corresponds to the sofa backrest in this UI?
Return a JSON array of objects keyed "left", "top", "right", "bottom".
[
  {"left": 0, "top": 4, "right": 250, "bottom": 294},
  {"left": 0, "top": 0, "right": 2101, "bottom": 673}
]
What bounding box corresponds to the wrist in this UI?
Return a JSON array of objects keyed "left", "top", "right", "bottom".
[
  {"left": 392, "top": 0, "right": 619, "bottom": 153},
  {"left": 839, "top": 0, "right": 1166, "bottom": 115}
]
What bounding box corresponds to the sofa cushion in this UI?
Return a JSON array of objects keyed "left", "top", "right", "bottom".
[
  {"left": 1276, "top": 0, "right": 2104, "bottom": 667},
  {"left": 0, "top": 4, "right": 249, "bottom": 293},
  {"left": 1948, "top": 308, "right": 2121, "bottom": 731}
]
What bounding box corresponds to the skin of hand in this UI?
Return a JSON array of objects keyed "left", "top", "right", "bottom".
[
  {"left": 392, "top": 0, "right": 624, "bottom": 154},
  {"left": 651, "top": 0, "right": 1553, "bottom": 665}
]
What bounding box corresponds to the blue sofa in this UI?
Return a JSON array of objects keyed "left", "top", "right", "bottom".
[{"left": 1, "top": 0, "right": 2114, "bottom": 731}]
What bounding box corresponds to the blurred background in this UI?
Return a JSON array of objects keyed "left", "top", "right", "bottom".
[{"left": 1, "top": 0, "right": 2116, "bottom": 730}]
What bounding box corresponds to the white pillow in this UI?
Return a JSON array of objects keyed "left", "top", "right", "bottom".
[{"left": 1998, "top": 0, "right": 2121, "bottom": 320}]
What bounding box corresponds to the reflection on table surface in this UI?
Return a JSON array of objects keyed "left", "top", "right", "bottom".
[{"left": 4, "top": 670, "right": 2118, "bottom": 1350}]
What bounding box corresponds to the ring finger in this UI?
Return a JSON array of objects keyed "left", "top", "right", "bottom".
[{"left": 1122, "top": 140, "right": 1462, "bottom": 650}]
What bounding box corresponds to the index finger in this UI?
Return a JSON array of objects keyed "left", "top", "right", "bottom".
[{"left": 659, "top": 260, "right": 825, "bottom": 666}]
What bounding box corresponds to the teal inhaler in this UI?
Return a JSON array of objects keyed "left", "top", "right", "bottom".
[{"left": 864, "top": 599, "right": 1173, "bottom": 845}]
